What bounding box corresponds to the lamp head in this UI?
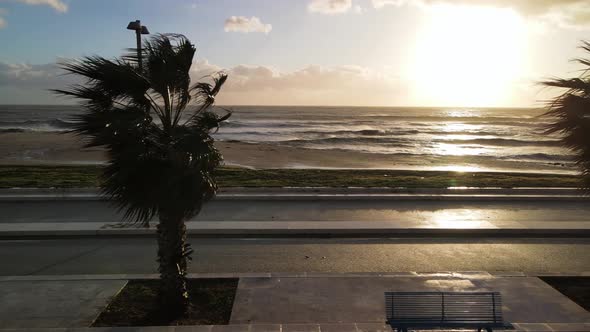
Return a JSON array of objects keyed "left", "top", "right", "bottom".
[
  {"left": 140, "top": 26, "right": 150, "bottom": 34},
  {"left": 127, "top": 20, "right": 141, "bottom": 30}
]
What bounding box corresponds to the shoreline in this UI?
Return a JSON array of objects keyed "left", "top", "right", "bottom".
[
  {"left": 0, "top": 132, "right": 577, "bottom": 174},
  {"left": 0, "top": 165, "right": 581, "bottom": 189}
]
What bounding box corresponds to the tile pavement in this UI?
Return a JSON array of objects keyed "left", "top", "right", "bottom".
[
  {"left": 230, "top": 276, "right": 590, "bottom": 325},
  {"left": 0, "top": 274, "right": 588, "bottom": 331}
]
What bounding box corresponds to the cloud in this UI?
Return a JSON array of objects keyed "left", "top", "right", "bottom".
[
  {"left": 0, "top": 62, "right": 71, "bottom": 88},
  {"left": 0, "top": 61, "right": 76, "bottom": 103},
  {"left": 371, "top": 0, "right": 590, "bottom": 26},
  {"left": 0, "top": 9, "right": 6, "bottom": 29},
  {"left": 16, "top": 0, "right": 68, "bottom": 13},
  {"left": 190, "top": 60, "right": 405, "bottom": 106},
  {"left": 371, "top": 0, "right": 404, "bottom": 8},
  {"left": 224, "top": 16, "right": 272, "bottom": 34},
  {"left": 0, "top": 59, "right": 539, "bottom": 107},
  {"left": 0, "top": 59, "right": 405, "bottom": 106},
  {"left": 308, "top": 0, "right": 352, "bottom": 15}
]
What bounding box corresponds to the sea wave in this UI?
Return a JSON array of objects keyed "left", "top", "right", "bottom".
[
  {"left": 285, "top": 136, "right": 415, "bottom": 147},
  {"left": 0, "top": 119, "right": 75, "bottom": 133},
  {"left": 501, "top": 153, "right": 573, "bottom": 162},
  {"left": 437, "top": 138, "right": 562, "bottom": 147}
]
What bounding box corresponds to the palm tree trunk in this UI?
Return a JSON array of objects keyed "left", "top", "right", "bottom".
[{"left": 157, "top": 208, "right": 189, "bottom": 318}]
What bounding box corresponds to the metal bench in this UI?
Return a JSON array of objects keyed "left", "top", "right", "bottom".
[{"left": 385, "top": 291, "right": 504, "bottom": 332}]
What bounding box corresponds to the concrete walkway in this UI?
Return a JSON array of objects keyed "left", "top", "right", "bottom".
[
  {"left": 0, "top": 279, "right": 126, "bottom": 328},
  {"left": 231, "top": 275, "right": 590, "bottom": 325},
  {"left": 1, "top": 220, "right": 588, "bottom": 238},
  {"left": 0, "top": 273, "right": 588, "bottom": 331},
  {"left": 1, "top": 187, "right": 588, "bottom": 201},
  {"left": 2, "top": 187, "right": 590, "bottom": 238},
  {"left": 0, "top": 324, "right": 589, "bottom": 331}
]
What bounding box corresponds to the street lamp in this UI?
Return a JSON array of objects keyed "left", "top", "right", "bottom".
[{"left": 126, "top": 20, "right": 150, "bottom": 70}]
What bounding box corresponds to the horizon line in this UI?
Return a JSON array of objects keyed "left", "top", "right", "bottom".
[{"left": 0, "top": 103, "right": 541, "bottom": 110}]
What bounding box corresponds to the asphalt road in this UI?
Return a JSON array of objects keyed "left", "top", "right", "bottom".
[
  {"left": 1, "top": 238, "right": 588, "bottom": 275},
  {"left": 2, "top": 199, "right": 590, "bottom": 223}
]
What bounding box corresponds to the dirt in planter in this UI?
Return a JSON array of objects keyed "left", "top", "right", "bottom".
[
  {"left": 541, "top": 277, "right": 590, "bottom": 312},
  {"left": 92, "top": 278, "right": 239, "bottom": 326}
]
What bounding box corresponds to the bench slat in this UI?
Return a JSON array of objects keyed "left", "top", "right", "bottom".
[{"left": 385, "top": 291, "right": 504, "bottom": 331}]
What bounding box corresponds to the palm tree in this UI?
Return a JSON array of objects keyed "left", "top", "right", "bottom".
[
  {"left": 54, "top": 34, "right": 230, "bottom": 317},
  {"left": 543, "top": 41, "right": 590, "bottom": 190}
]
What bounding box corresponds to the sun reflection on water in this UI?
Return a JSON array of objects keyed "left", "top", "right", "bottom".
[
  {"left": 430, "top": 142, "right": 489, "bottom": 156},
  {"left": 430, "top": 165, "right": 486, "bottom": 172}
]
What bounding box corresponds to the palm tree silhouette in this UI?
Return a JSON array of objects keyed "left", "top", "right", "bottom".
[
  {"left": 54, "top": 34, "right": 230, "bottom": 317},
  {"left": 543, "top": 41, "right": 590, "bottom": 190}
]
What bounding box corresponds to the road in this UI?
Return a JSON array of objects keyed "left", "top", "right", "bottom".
[
  {"left": 1, "top": 199, "right": 588, "bottom": 275},
  {"left": 1, "top": 238, "right": 588, "bottom": 275},
  {"left": 3, "top": 199, "right": 590, "bottom": 224}
]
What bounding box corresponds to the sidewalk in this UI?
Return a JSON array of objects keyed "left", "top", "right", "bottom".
[
  {"left": 2, "top": 187, "right": 589, "bottom": 238},
  {"left": 1, "top": 187, "right": 589, "bottom": 202},
  {"left": 0, "top": 272, "right": 588, "bottom": 331},
  {"left": 1, "top": 219, "right": 588, "bottom": 238}
]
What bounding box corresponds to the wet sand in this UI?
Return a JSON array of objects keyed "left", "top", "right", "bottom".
[{"left": 0, "top": 132, "right": 574, "bottom": 173}]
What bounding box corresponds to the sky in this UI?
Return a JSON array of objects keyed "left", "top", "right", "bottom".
[{"left": 0, "top": 0, "right": 590, "bottom": 107}]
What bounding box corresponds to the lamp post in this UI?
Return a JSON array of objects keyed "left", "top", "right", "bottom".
[{"left": 126, "top": 20, "right": 150, "bottom": 70}]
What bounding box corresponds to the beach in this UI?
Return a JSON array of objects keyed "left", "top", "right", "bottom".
[{"left": 0, "top": 105, "right": 577, "bottom": 173}]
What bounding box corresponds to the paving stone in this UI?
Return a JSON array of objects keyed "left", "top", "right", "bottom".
[
  {"left": 318, "top": 323, "right": 358, "bottom": 331},
  {"left": 354, "top": 323, "right": 391, "bottom": 332},
  {"left": 531, "top": 272, "right": 566, "bottom": 277},
  {"left": 249, "top": 324, "right": 281, "bottom": 332},
  {"left": 546, "top": 323, "right": 590, "bottom": 331},
  {"left": 270, "top": 272, "right": 307, "bottom": 278},
  {"left": 136, "top": 327, "right": 176, "bottom": 332},
  {"left": 173, "top": 326, "right": 214, "bottom": 332},
  {"left": 187, "top": 273, "right": 240, "bottom": 279},
  {"left": 281, "top": 324, "right": 320, "bottom": 332},
  {"left": 0, "top": 329, "right": 70, "bottom": 332},
  {"left": 378, "top": 272, "right": 417, "bottom": 277},
  {"left": 304, "top": 273, "right": 356, "bottom": 278},
  {"left": 0, "top": 280, "right": 126, "bottom": 328},
  {"left": 451, "top": 271, "right": 493, "bottom": 278},
  {"left": 489, "top": 271, "right": 526, "bottom": 277},
  {"left": 211, "top": 325, "right": 252, "bottom": 332},
  {"left": 513, "top": 323, "right": 553, "bottom": 331},
  {"left": 230, "top": 277, "right": 590, "bottom": 325}
]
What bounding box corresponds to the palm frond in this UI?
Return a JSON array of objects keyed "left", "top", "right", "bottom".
[
  {"left": 53, "top": 34, "right": 230, "bottom": 224},
  {"left": 185, "top": 72, "right": 228, "bottom": 126},
  {"left": 56, "top": 57, "right": 151, "bottom": 109},
  {"left": 542, "top": 41, "right": 590, "bottom": 191}
]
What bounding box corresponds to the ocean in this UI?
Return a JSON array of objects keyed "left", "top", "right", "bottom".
[{"left": 0, "top": 105, "right": 576, "bottom": 173}]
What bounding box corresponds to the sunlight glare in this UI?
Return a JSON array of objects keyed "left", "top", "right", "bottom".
[
  {"left": 429, "top": 210, "right": 491, "bottom": 229},
  {"left": 408, "top": 5, "right": 528, "bottom": 107}
]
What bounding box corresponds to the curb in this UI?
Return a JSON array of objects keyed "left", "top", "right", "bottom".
[
  {"left": 1, "top": 323, "right": 589, "bottom": 332},
  {"left": 1, "top": 194, "right": 589, "bottom": 202},
  {"left": 1, "top": 227, "right": 589, "bottom": 239},
  {"left": 0, "top": 271, "right": 588, "bottom": 281},
  {"left": 0, "top": 187, "right": 588, "bottom": 202}
]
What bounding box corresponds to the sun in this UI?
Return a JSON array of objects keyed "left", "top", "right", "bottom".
[{"left": 407, "top": 4, "right": 528, "bottom": 107}]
